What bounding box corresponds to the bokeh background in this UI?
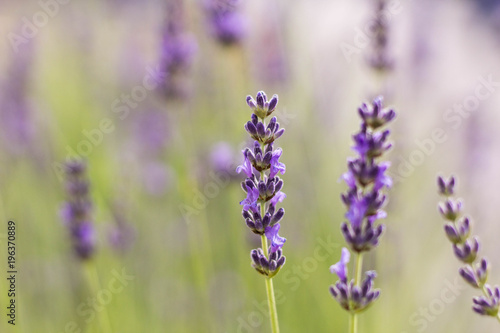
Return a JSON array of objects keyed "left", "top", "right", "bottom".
[{"left": 2, "top": 0, "right": 500, "bottom": 332}]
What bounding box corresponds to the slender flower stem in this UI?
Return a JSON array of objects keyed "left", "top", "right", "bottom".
[
  {"left": 354, "top": 253, "right": 364, "bottom": 285},
  {"left": 349, "top": 313, "right": 357, "bottom": 333},
  {"left": 239, "top": 93, "right": 285, "bottom": 333},
  {"left": 261, "top": 234, "right": 280, "bottom": 333},
  {"left": 350, "top": 253, "right": 364, "bottom": 333},
  {"left": 260, "top": 160, "right": 280, "bottom": 333},
  {"left": 84, "top": 262, "right": 113, "bottom": 333}
]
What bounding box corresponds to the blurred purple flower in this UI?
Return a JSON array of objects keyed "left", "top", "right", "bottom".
[
  {"left": 61, "top": 160, "right": 96, "bottom": 260},
  {"left": 70, "top": 222, "right": 95, "bottom": 260},
  {"left": 205, "top": 0, "right": 246, "bottom": 45},
  {"left": 158, "top": 0, "right": 197, "bottom": 98},
  {"left": 0, "top": 40, "right": 36, "bottom": 153},
  {"left": 108, "top": 203, "right": 136, "bottom": 255},
  {"left": 210, "top": 142, "right": 238, "bottom": 176},
  {"left": 135, "top": 109, "right": 169, "bottom": 154},
  {"left": 437, "top": 175, "right": 500, "bottom": 319},
  {"left": 142, "top": 162, "right": 173, "bottom": 196}
]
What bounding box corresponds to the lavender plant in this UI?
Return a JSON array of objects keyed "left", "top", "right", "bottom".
[
  {"left": 368, "top": 0, "right": 393, "bottom": 73},
  {"left": 437, "top": 175, "right": 500, "bottom": 321},
  {"left": 159, "top": 0, "right": 197, "bottom": 99},
  {"left": 60, "top": 160, "right": 96, "bottom": 260},
  {"left": 60, "top": 160, "right": 114, "bottom": 331},
  {"left": 237, "top": 91, "right": 286, "bottom": 333},
  {"left": 329, "top": 97, "right": 396, "bottom": 333},
  {"left": 205, "top": 0, "right": 246, "bottom": 46}
]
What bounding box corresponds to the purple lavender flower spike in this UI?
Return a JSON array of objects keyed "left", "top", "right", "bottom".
[
  {"left": 339, "top": 96, "right": 395, "bottom": 253},
  {"left": 437, "top": 175, "right": 500, "bottom": 320},
  {"left": 239, "top": 91, "right": 287, "bottom": 282},
  {"left": 330, "top": 96, "right": 396, "bottom": 316},
  {"left": 61, "top": 160, "right": 96, "bottom": 260},
  {"left": 330, "top": 248, "right": 350, "bottom": 283},
  {"left": 265, "top": 223, "right": 286, "bottom": 253}
]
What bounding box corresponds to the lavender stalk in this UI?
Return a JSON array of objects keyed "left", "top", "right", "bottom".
[
  {"left": 437, "top": 175, "right": 500, "bottom": 322},
  {"left": 368, "top": 0, "right": 393, "bottom": 73},
  {"left": 60, "top": 160, "right": 113, "bottom": 332},
  {"left": 329, "top": 97, "right": 396, "bottom": 333},
  {"left": 61, "top": 160, "right": 96, "bottom": 260},
  {"left": 158, "top": 0, "right": 197, "bottom": 99},
  {"left": 237, "top": 91, "right": 286, "bottom": 333}
]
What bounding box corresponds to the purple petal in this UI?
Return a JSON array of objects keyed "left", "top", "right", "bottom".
[
  {"left": 270, "top": 191, "right": 286, "bottom": 206},
  {"left": 330, "top": 248, "right": 350, "bottom": 282},
  {"left": 265, "top": 223, "right": 286, "bottom": 253}
]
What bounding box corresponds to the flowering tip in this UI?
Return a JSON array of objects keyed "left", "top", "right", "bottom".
[
  {"left": 246, "top": 91, "right": 279, "bottom": 119},
  {"left": 437, "top": 175, "right": 456, "bottom": 197},
  {"left": 358, "top": 96, "right": 396, "bottom": 129}
]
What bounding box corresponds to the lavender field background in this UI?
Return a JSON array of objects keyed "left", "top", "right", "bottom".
[{"left": 2, "top": 0, "right": 500, "bottom": 332}]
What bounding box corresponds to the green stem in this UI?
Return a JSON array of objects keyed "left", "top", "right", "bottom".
[
  {"left": 261, "top": 235, "right": 280, "bottom": 333},
  {"left": 349, "top": 312, "right": 357, "bottom": 333},
  {"left": 258, "top": 139, "right": 279, "bottom": 333},
  {"left": 84, "top": 262, "right": 113, "bottom": 333},
  {"left": 350, "top": 253, "right": 364, "bottom": 333},
  {"left": 354, "top": 253, "right": 364, "bottom": 285}
]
